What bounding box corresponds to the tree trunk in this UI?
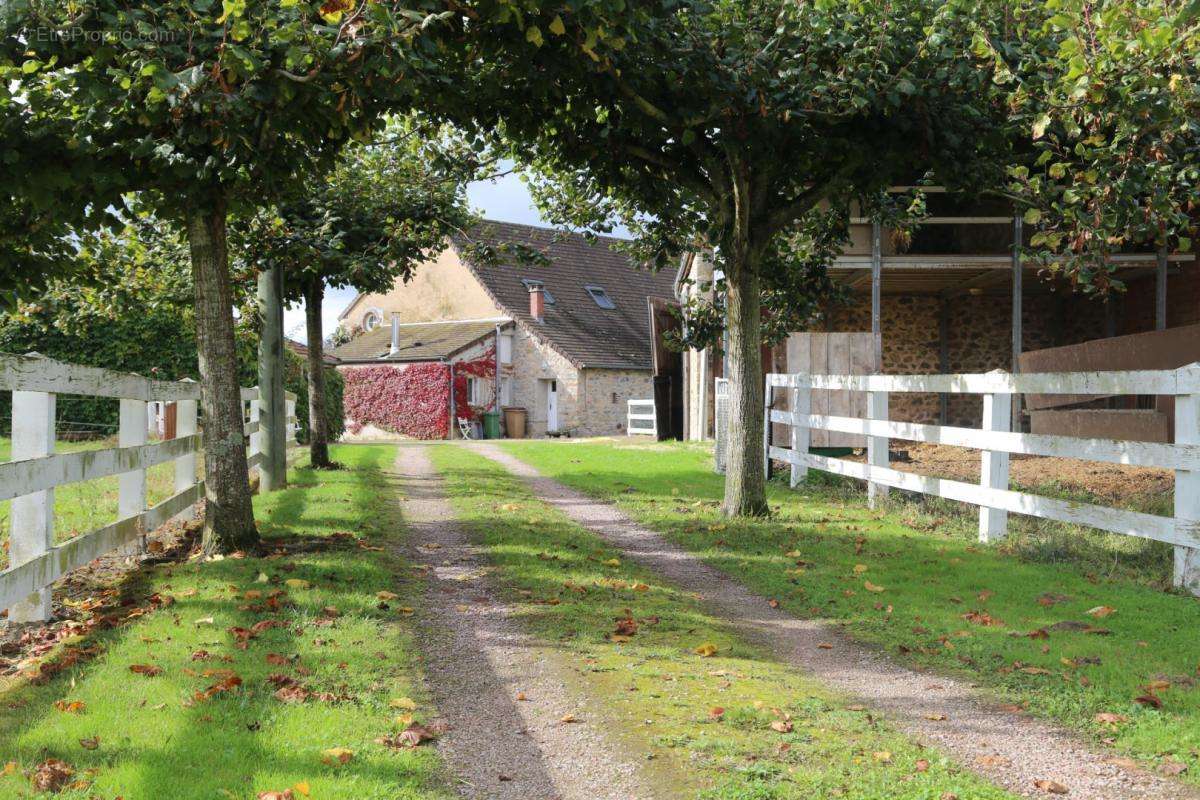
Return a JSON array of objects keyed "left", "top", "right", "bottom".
[
  {"left": 722, "top": 257, "right": 769, "bottom": 517},
  {"left": 186, "top": 194, "right": 259, "bottom": 553},
  {"left": 304, "top": 276, "right": 333, "bottom": 468}
]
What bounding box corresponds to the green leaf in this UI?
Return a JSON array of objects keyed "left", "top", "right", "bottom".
[
  {"left": 1032, "top": 113, "right": 1051, "bottom": 140},
  {"left": 526, "top": 26, "right": 544, "bottom": 47},
  {"left": 1023, "top": 208, "right": 1042, "bottom": 225},
  {"left": 549, "top": 15, "right": 566, "bottom": 36}
]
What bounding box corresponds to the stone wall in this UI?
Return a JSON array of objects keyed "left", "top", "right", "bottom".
[
  {"left": 821, "top": 290, "right": 1107, "bottom": 426},
  {"left": 506, "top": 324, "right": 580, "bottom": 437},
  {"left": 580, "top": 368, "right": 656, "bottom": 436},
  {"left": 1120, "top": 259, "right": 1200, "bottom": 333}
]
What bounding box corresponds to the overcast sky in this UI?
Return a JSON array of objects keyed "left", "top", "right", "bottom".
[{"left": 283, "top": 170, "right": 627, "bottom": 343}]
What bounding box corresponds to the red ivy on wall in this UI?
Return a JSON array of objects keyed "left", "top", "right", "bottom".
[
  {"left": 344, "top": 363, "right": 450, "bottom": 440},
  {"left": 342, "top": 345, "right": 499, "bottom": 440}
]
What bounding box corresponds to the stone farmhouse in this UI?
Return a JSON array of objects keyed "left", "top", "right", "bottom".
[{"left": 331, "top": 221, "right": 676, "bottom": 439}]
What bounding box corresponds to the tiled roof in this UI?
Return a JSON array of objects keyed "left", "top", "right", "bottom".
[
  {"left": 456, "top": 221, "right": 677, "bottom": 370},
  {"left": 285, "top": 338, "right": 340, "bottom": 365},
  {"left": 330, "top": 319, "right": 503, "bottom": 363}
]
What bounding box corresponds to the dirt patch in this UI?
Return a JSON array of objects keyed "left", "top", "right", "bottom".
[{"left": 841, "top": 442, "right": 1174, "bottom": 503}]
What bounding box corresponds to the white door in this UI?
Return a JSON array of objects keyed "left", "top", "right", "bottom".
[{"left": 546, "top": 379, "right": 559, "bottom": 432}]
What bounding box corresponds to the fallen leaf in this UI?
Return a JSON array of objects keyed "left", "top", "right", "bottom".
[
  {"left": 320, "top": 747, "right": 354, "bottom": 765},
  {"left": 31, "top": 759, "right": 74, "bottom": 793},
  {"left": 78, "top": 736, "right": 100, "bottom": 751},
  {"left": 1159, "top": 761, "right": 1188, "bottom": 776},
  {"left": 708, "top": 706, "right": 725, "bottom": 719},
  {"left": 266, "top": 653, "right": 290, "bottom": 666},
  {"left": 54, "top": 700, "right": 86, "bottom": 714},
  {"left": 1134, "top": 692, "right": 1163, "bottom": 709},
  {"left": 924, "top": 713, "right": 947, "bottom": 721},
  {"left": 853, "top": 564, "right": 868, "bottom": 574},
  {"left": 873, "top": 751, "right": 892, "bottom": 763},
  {"left": 603, "top": 559, "right": 621, "bottom": 568},
  {"left": 1102, "top": 756, "right": 1140, "bottom": 770},
  {"left": 1085, "top": 605, "right": 1115, "bottom": 618},
  {"left": 292, "top": 781, "right": 311, "bottom": 798},
  {"left": 258, "top": 791, "right": 294, "bottom": 800},
  {"left": 376, "top": 722, "right": 439, "bottom": 749},
  {"left": 194, "top": 616, "right": 215, "bottom": 626},
  {"left": 560, "top": 714, "right": 578, "bottom": 723},
  {"left": 389, "top": 697, "right": 417, "bottom": 711},
  {"left": 693, "top": 643, "right": 718, "bottom": 657},
  {"left": 129, "top": 664, "right": 163, "bottom": 677},
  {"left": 817, "top": 643, "right": 833, "bottom": 650},
  {"left": 864, "top": 581, "right": 886, "bottom": 593},
  {"left": 770, "top": 720, "right": 793, "bottom": 733},
  {"left": 1093, "top": 712, "right": 1128, "bottom": 725},
  {"left": 286, "top": 579, "right": 311, "bottom": 590},
  {"left": 376, "top": 591, "right": 399, "bottom": 601},
  {"left": 915, "top": 759, "right": 930, "bottom": 772},
  {"left": 1033, "top": 778, "right": 1069, "bottom": 794},
  {"left": 2, "top": 762, "right": 15, "bottom": 777}
]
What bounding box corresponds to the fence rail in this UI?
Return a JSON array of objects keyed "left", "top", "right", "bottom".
[
  {"left": 765, "top": 364, "right": 1200, "bottom": 596},
  {"left": 627, "top": 399, "right": 657, "bottom": 436},
  {"left": 0, "top": 353, "right": 297, "bottom": 623}
]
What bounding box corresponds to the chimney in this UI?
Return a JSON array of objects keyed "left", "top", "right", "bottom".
[
  {"left": 389, "top": 312, "right": 402, "bottom": 355},
  {"left": 529, "top": 284, "right": 545, "bottom": 322}
]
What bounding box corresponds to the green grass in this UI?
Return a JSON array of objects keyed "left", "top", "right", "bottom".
[
  {"left": 0, "top": 445, "right": 453, "bottom": 800},
  {"left": 430, "top": 444, "right": 1017, "bottom": 800},
  {"left": 500, "top": 438, "right": 1200, "bottom": 783},
  {"left": 0, "top": 437, "right": 190, "bottom": 570}
]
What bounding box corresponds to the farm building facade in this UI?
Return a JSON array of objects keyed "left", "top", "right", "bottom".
[
  {"left": 676, "top": 191, "right": 1198, "bottom": 445},
  {"left": 331, "top": 221, "right": 676, "bottom": 440}
]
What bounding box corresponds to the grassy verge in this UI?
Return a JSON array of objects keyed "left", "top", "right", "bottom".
[
  {"left": 0, "top": 437, "right": 191, "bottom": 570},
  {"left": 430, "top": 444, "right": 1016, "bottom": 800},
  {"left": 501, "top": 438, "right": 1200, "bottom": 783},
  {"left": 0, "top": 444, "right": 453, "bottom": 800}
]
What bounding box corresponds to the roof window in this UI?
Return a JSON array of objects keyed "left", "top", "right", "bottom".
[{"left": 585, "top": 285, "right": 615, "bottom": 309}]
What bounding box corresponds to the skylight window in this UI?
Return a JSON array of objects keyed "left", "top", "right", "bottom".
[
  {"left": 521, "top": 278, "right": 555, "bottom": 304},
  {"left": 585, "top": 285, "right": 616, "bottom": 309}
]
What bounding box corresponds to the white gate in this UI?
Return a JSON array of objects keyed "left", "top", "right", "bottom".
[{"left": 627, "top": 399, "right": 657, "bottom": 436}]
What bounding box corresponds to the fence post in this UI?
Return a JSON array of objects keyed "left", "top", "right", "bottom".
[
  {"left": 248, "top": 390, "right": 262, "bottom": 477},
  {"left": 763, "top": 378, "right": 773, "bottom": 481},
  {"left": 118, "top": 397, "right": 148, "bottom": 556},
  {"left": 1174, "top": 368, "right": 1200, "bottom": 594},
  {"left": 866, "top": 388, "right": 889, "bottom": 508},
  {"left": 9, "top": 390, "right": 56, "bottom": 623},
  {"left": 174, "top": 380, "right": 199, "bottom": 517},
  {"left": 285, "top": 396, "right": 297, "bottom": 445},
  {"left": 979, "top": 384, "right": 1012, "bottom": 543},
  {"left": 790, "top": 376, "right": 810, "bottom": 488}
]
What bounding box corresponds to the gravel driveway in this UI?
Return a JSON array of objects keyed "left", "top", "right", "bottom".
[
  {"left": 471, "top": 441, "right": 1199, "bottom": 800},
  {"left": 392, "top": 444, "right": 663, "bottom": 800}
]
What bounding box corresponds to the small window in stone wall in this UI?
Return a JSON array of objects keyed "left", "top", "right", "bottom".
[{"left": 612, "top": 392, "right": 618, "bottom": 404}]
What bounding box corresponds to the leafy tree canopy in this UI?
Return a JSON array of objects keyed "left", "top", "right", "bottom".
[{"left": 978, "top": 0, "right": 1200, "bottom": 294}]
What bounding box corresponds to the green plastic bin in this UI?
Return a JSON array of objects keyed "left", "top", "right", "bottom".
[{"left": 482, "top": 410, "right": 501, "bottom": 439}]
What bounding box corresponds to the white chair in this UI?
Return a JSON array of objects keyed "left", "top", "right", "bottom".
[{"left": 458, "top": 417, "right": 473, "bottom": 439}]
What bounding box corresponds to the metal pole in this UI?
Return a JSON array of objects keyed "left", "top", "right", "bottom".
[
  {"left": 257, "top": 266, "right": 286, "bottom": 491},
  {"left": 871, "top": 221, "right": 882, "bottom": 370},
  {"left": 1011, "top": 216, "right": 1023, "bottom": 433},
  {"left": 1156, "top": 244, "right": 1169, "bottom": 331}
]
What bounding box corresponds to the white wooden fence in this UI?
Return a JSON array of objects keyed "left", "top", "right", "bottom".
[
  {"left": 627, "top": 399, "right": 657, "bottom": 436},
  {"left": 764, "top": 365, "right": 1200, "bottom": 595},
  {"left": 0, "top": 353, "right": 297, "bottom": 624}
]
